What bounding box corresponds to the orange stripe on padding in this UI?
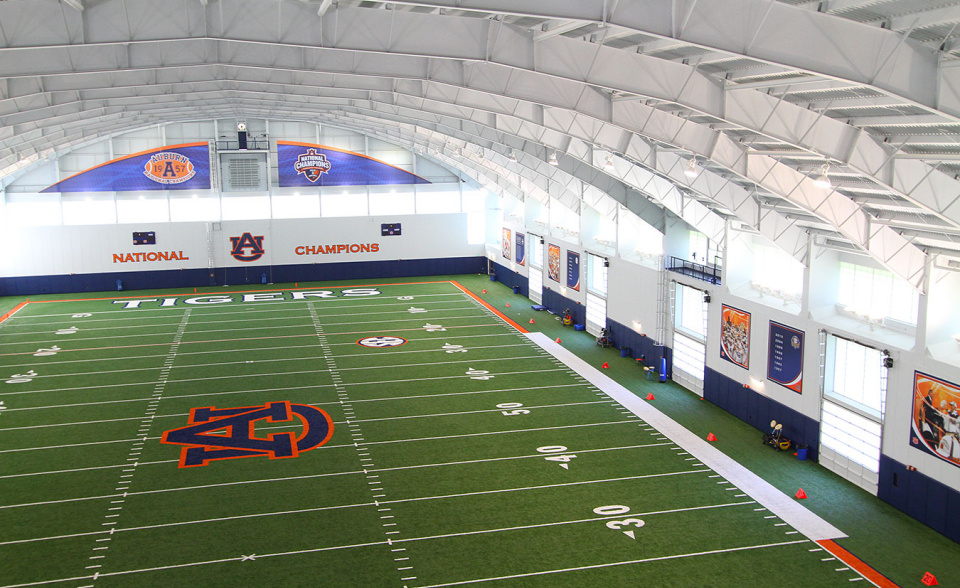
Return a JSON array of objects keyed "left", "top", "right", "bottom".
[
  {"left": 451, "top": 281, "right": 528, "bottom": 334},
  {"left": 0, "top": 302, "right": 28, "bottom": 325},
  {"left": 817, "top": 540, "right": 899, "bottom": 588}
]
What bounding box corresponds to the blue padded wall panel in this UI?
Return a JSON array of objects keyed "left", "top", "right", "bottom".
[
  {"left": 877, "top": 454, "right": 960, "bottom": 543},
  {"left": 540, "top": 287, "right": 585, "bottom": 325},
  {"left": 703, "top": 367, "right": 819, "bottom": 462},
  {"left": 0, "top": 257, "right": 487, "bottom": 297},
  {"left": 490, "top": 262, "right": 529, "bottom": 298},
  {"left": 604, "top": 319, "right": 673, "bottom": 378}
]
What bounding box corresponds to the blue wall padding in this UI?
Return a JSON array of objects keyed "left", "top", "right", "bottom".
[
  {"left": 0, "top": 256, "right": 487, "bottom": 296},
  {"left": 703, "top": 366, "right": 820, "bottom": 462},
  {"left": 877, "top": 454, "right": 960, "bottom": 543},
  {"left": 605, "top": 318, "right": 673, "bottom": 378},
  {"left": 540, "top": 287, "right": 586, "bottom": 325},
  {"left": 490, "top": 262, "right": 529, "bottom": 298}
]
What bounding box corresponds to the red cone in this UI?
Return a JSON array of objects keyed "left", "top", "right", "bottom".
[
  {"left": 482, "top": 289, "right": 487, "bottom": 294},
  {"left": 646, "top": 393, "right": 655, "bottom": 401},
  {"left": 505, "top": 303, "right": 511, "bottom": 308},
  {"left": 555, "top": 337, "right": 561, "bottom": 344},
  {"left": 529, "top": 319, "right": 535, "bottom": 324},
  {"left": 706, "top": 432, "right": 717, "bottom": 442},
  {"left": 921, "top": 572, "right": 938, "bottom": 586},
  {"left": 795, "top": 488, "right": 807, "bottom": 499},
  {"left": 601, "top": 362, "right": 609, "bottom": 369}
]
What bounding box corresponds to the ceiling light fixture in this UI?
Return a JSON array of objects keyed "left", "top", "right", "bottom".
[
  {"left": 508, "top": 149, "right": 518, "bottom": 162},
  {"left": 813, "top": 163, "right": 831, "bottom": 189},
  {"left": 549, "top": 151, "right": 559, "bottom": 166},
  {"left": 604, "top": 154, "right": 615, "bottom": 170},
  {"left": 683, "top": 158, "right": 698, "bottom": 178}
]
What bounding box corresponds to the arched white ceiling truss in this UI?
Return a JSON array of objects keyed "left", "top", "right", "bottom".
[{"left": 3, "top": 0, "right": 960, "bottom": 290}]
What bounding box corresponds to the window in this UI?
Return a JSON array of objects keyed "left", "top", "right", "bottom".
[
  {"left": 586, "top": 253, "right": 608, "bottom": 295},
  {"left": 675, "top": 283, "right": 707, "bottom": 339},
  {"left": 528, "top": 267, "right": 543, "bottom": 304},
  {"left": 586, "top": 292, "right": 607, "bottom": 337},
  {"left": 321, "top": 189, "right": 368, "bottom": 217},
  {"left": 825, "top": 336, "right": 886, "bottom": 417},
  {"left": 673, "top": 332, "right": 706, "bottom": 381},
  {"left": 529, "top": 236, "right": 544, "bottom": 269},
  {"left": 838, "top": 261, "right": 919, "bottom": 325},
  {"left": 751, "top": 241, "right": 803, "bottom": 301},
  {"left": 369, "top": 187, "right": 415, "bottom": 216},
  {"left": 820, "top": 333, "right": 888, "bottom": 488}
]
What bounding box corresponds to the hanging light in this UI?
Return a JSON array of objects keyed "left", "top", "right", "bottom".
[
  {"left": 508, "top": 149, "right": 518, "bottom": 162},
  {"left": 683, "top": 158, "right": 698, "bottom": 178},
  {"left": 549, "top": 151, "right": 559, "bottom": 166},
  {"left": 604, "top": 154, "right": 615, "bottom": 170},
  {"left": 813, "top": 163, "right": 831, "bottom": 188},
  {"left": 453, "top": 147, "right": 463, "bottom": 157}
]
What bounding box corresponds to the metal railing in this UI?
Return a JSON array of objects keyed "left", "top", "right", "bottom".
[
  {"left": 215, "top": 139, "right": 270, "bottom": 151},
  {"left": 666, "top": 256, "right": 722, "bottom": 285}
]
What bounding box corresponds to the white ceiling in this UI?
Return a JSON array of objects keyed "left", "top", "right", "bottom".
[{"left": 2, "top": 0, "right": 960, "bottom": 289}]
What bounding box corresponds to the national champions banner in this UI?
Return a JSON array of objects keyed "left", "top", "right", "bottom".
[
  {"left": 515, "top": 233, "right": 525, "bottom": 266},
  {"left": 566, "top": 251, "right": 581, "bottom": 291},
  {"left": 547, "top": 244, "right": 561, "bottom": 283},
  {"left": 767, "top": 321, "right": 803, "bottom": 394},
  {"left": 42, "top": 143, "right": 211, "bottom": 193},
  {"left": 278, "top": 141, "right": 431, "bottom": 187},
  {"left": 501, "top": 228, "right": 511, "bottom": 260}
]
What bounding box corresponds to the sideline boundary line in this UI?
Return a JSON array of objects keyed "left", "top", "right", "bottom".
[
  {"left": 527, "top": 332, "right": 846, "bottom": 542},
  {"left": 817, "top": 540, "right": 898, "bottom": 588}
]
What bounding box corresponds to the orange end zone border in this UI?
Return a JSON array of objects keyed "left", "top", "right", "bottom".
[
  {"left": 817, "top": 540, "right": 899, "bottom": 588},
  {"left": 0, "top": 301, "right": 29, "bottom": 325},
  {"left": 451, "top": 281, "right": 528, "bottom": 334}
]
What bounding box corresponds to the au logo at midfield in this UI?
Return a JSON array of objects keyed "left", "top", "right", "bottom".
[
  {"left": 229, "top": 232, "right": 265, "bottom": 261},
  {"left": 161, "top": 401, "right": 334, "bottom": 468}
]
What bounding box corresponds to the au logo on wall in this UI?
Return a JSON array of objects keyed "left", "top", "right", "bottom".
[
  {"left": 278, "top": 141, "right": 431, "bottom": 187},
  {"left": 42, "top": 143, "right": 211, "bottom": 193},
  {"left": 161, "top": 401, "right": 334, "bottom": 468},
  {"left": 230, "top": 232, "right": 265, "bottom": 262}
]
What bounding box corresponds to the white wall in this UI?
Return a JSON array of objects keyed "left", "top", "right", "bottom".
[{"left": 1, "top": 213, "right": 482, "bottom": 277}]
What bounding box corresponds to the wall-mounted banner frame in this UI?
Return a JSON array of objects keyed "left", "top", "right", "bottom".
[
  {"left": 501, "top": 228, "right": 511, "bottom": 261},
  {"left": 277, "top": 141, "right": 431, "bottom": 187},
  {"left": 768, "top": 321, "right": 803, "bottom": 394},
  {"left": 566, "top": 251, "right": 581, "bottom": 291},
  {"left": 911, "top": 371, "right": 960, "bottom": 467},
  {"left": 547, "top": 244, "right": 561, "bottom": 283},
  {"left": 720, "top": 304, "right": 751, "bottom": 369},
  {"left": 42, "top": 143, "right": 211, "bottom": 193},
  {"left": 516, "top": 233, "right": 525, "bottom": 266}
]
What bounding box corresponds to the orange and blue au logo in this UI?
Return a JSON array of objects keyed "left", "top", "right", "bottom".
[
  {"left": 161, "top": 401, "right": 334, "bottom": 468},
  {"left": 294, "top": 148, "right": 332, "bottom": 182},
  {"left": 229, "top": 232, "right": 265, "bottom": 261},
  {"left": 143, "top": 152, "right": 196, "bottom": 184}
]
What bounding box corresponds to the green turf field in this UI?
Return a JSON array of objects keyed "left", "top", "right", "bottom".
[{"left": 0, "top": 280, "right": 877, "bottom": 587}]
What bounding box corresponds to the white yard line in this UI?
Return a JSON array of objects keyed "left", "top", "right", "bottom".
[
  {"left": 414, "top": 540, "right": 811, "bottom": 587},
  {"left": 526, "top": 332, "right": 846, "bottom": 542}
]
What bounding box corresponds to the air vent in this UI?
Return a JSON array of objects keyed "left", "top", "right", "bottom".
[{"left": 219, "top": 153, "right": 267, "bottom": 191}]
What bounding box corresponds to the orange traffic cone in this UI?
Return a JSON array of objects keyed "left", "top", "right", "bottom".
[
  {"left": 529, "top": 319, "right": 535, "bottom": 324},
  {"left": 706, "top": 432, "right": 717, "bottom": 442},
  {"left": 921, "top": 572, "right": 938, "bottom": 586},
  {"left": 555, "top": 337, "right": 561, "bottom": 344},
  {"left": 795, "top": 488, "right": 807, "bottom": 499},
  {"left": 646, "top": 393, "right": 655, "bottom": 401},
  {"left": 482, "top": 289, "right": 487, "bottom": 294},
  {"left": 601, "top": 362, "right": 609, "bottom": 369},
  {"left": 505, "top": 303, "right": 511, "bottom": 308}
]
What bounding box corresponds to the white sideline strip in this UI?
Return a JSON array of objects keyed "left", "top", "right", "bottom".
[{"left": 526, "top": 332, "right": 846, "bottom": 542}]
